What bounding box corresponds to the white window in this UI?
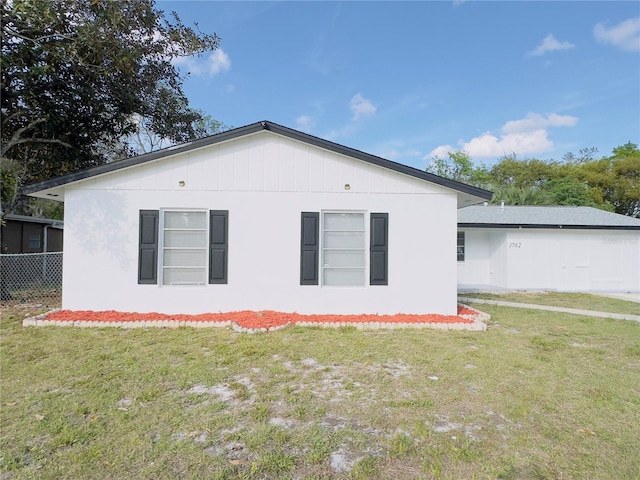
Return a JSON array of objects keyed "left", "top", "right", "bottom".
[
  {"left": 457, "top": 231, "right": 465, "bottom": 262},
  {"left": 322, "top": 212, "right": 365, "bottom": 286},
  {"left": 161, "top": 210, "right": 207, "bottom": 285}
]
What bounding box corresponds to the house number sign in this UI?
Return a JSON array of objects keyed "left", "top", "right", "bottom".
[{"left": 509, "top": 242, "right": 522, "bottom": 248}]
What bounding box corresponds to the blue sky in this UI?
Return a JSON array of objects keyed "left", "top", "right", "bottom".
[{"left": 160, "top": 1, "right": 640, "bottom": 170}]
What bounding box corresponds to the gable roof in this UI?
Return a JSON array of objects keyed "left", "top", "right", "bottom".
[
  {"left": 458, "top": 205, "right": 640, "bottom": 230},
  {"left": 22, "top": 120, "right": 492, "bottom": 206}
]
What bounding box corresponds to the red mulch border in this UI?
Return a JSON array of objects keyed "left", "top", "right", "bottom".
[{"left": 37, "top": 305, "right": 482, "bottom": 330}]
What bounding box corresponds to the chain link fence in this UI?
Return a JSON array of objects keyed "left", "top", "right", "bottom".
[{"left": 0, "top": 252, "right": 62, "bottom": 307}]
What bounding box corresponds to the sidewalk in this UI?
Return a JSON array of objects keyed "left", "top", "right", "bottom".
[
  {"left": 458, "top": 297, "right": 640, "bottom": 323},
  {"left": 592, "top": 292, "right": 640, "bottom": 303}
]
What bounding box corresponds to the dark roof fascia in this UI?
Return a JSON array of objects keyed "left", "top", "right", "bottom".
[
  {"left": 3, "top": 214, "right": 64, "bottom": 227},
  {"left": 22, "top": 120, "right": 493, "bottom": 200},
  {"left": 458, "top": 223, "right": 640, "bottom": 231},
  {"left": 264, "top": 122, "right": 493, "bottom": 200},
  {"left": 21, "top": 122, "right": 267, "bottom": 195}
]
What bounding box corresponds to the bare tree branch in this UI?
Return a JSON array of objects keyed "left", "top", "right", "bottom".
[
  {"left": 0, "top": 118, "right": 48, "bottom": 157},
  {"left": 3, "top": 25, "right": 76, "bottom": 45},
  {"left": 1, "top": 117, "right": 73, "bottom": 158}
]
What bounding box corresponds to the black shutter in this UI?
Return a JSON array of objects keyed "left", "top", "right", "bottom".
[
  {"left": 370, "top": 213, "right": 388, "bottom": 285},
  {"left": 138, "top": 210, "right": 159, "bottom": 284},
  {"left": 300, "top": 212, "right": 319, "bottom": 285},
  {"left": 209, "top": 210, "right": 228, "bottom": 284}
]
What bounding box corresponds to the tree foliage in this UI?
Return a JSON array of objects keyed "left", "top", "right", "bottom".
[
  {"left": 486, "top": 155, "right": 570, "bottom": 188},
  {"left": 123, "top": 109, "right": 227, "bottom": 157},
  {"left": 577, "top": 143, "right": 640, "bottom": 217},
  {"left": 427, "top": 143, "right": 640, "bottom": 217},
  {"left": 426, "top": 151, "right": 491, "bottom": 186},
  {"left": 545, "top": 177, "right": 604, "bottom": 209},
  {"left": 490, "top": 185, "right": 551, "bottom": 206},
  {"left": 1, "top": 0, "right": 221, "bottom": 215}
]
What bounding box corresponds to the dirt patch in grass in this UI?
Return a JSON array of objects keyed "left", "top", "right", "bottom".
[{"left": 2, "top": 302, "right": 640, "bottom": 479}]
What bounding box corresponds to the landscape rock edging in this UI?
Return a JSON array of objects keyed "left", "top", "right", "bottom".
[{"left": 22, "top": 304, "right": 488, "bottom": 332}]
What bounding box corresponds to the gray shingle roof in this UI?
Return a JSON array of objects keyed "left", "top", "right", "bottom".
[{"left": 458, "top": 205, "right": 640, "bottom": 230}]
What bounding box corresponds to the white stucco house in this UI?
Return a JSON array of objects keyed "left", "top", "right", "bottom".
[
  {"left": 457, "top": 205, "right": 640, "bottom": 293},
  {"left": 23, "top": 121, "right": 492, "bottom": 315}
]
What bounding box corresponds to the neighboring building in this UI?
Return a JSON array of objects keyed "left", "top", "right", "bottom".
[
  {"left": 457, "top": 205, "right": 640, "bottom": 292},
  {"left": 0, "top": 214, "right": 63, "bottom": 254},
  {"left": 22, "top": 121, "right": 492, "bottom": 315}
]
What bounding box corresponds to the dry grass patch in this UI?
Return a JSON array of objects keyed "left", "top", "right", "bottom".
[
  {"left": 1, "top": 300, "right": 639, "bottom": 479},
  {"left": 460, "top": 291, "right": 639, "bottom": 315}
]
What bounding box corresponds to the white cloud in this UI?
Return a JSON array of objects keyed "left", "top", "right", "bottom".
[
  {"left": 350, "top": 93, "right": 376, "bottom": 121},
  {"left": 324, "top": 93, "right": 377, "bottom": 141},
  {"left": 502, "top": 112, "right": 578, "bottom": 134},
  {"left": 528, "top": 34, "right": 575, "bottom": 56},
  {"left": 594, "top": 17, "right": 640, "bottom": 52},
  {"left": 428, "top": 144, "right": 455, "bottom": 159},
  {"left": 295, "top": 115, "right": 315, "bottom": 133},
  {"left": 462, "top": 130, "right": 553, "bottom": 157},
  {"left": 205, "top": 49, "right": 232, "bottom": 75},
  {"left": 173, "top": 49, "right": 231, "bottom": 77},
  {"left": 426, "top": 112, "right": 579, "bottom": 159}
]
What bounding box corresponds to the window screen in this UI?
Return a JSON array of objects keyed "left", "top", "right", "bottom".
[
  {"left": 162, "top": 211, "right": 207, "bottom": 285},
  {"left": 322, "top": 212, "right": 365, "bottom": 286}
]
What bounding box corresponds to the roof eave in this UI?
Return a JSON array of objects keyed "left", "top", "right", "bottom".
[
  {"left": 3, "top": 214, "right": 64, "bottom": 227},
  {"left": 458, "top": 223, "right": 640, "bottom": 231},
  {"left": 21, "top": 122, "right": 267, "bottom": 196},
  {"left": 264, "top": 122, "right": 493, "bottom": 202},
  {"left": 22, "top": 120, "right": 493, "bottom": 204}
]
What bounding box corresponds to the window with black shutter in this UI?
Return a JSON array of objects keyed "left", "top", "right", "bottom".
[
  {"left": 301, "top": 211, "right": 389, "bottom": 287},
  {"left": 370, "top": 213, "right": 388, "bottom": 285},
  {"left": 209, "top": 210, "right": 228, "bottom": 284},
  {"left": 138, "top": 210, "right": 159, "bottom": 284},
  {"left": 300, "top": 212, "right": 319, "bottom": 285},
  {"left": 138, "top": 209, "right": 228, "bottom": 285}
]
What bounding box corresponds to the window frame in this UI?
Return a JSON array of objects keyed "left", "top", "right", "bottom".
[
  {"left": 159, "top": 209, "right": 209, "bottom": 286},
  {"left": 320, "top": 210, "right": 367, "bottom": 287},
  {"left": 457, "top": 231, "right": 465, "bottom": 262}
]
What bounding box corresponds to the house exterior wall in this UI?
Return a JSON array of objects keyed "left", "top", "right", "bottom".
[
  {"left": 61, "top": 132, "right": 460, "bottom": 315},
  {"left": 457, "top": 230, "right": 492, "bottom": 286},
  {"left": 458, "top": 227, "right": 640, "bottom": 292}
]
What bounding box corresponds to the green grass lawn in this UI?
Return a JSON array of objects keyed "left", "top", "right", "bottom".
[
  {"left": 460, "top": 291, "right": 640, "bottom": 316},
  {"left": 1, "top": 300, "right": 639, "bottom": 479}
]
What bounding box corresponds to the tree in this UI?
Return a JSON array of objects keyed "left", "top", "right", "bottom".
[
  {"left": 121, "top": 109, "right": 228, "bottom": 156},
  {"left": 562, "top": 147, "right": 598, "bottom": 164},
  {"left": 490, "top": 185, "right": 552, "bottom": 206},
  {"left": 426, "top": 150, "right": 491, "bottom": 186},
  {"left": 544, "top": 177, "right": 607, "bottom": 209},
  {"left": 1, "top": 0, "right": 221, "bottom": 215},
  {"left": 425, "top": 144, "right": 638, "bottom": 216},
  {"left": 578, "top": 143, "right": 640, "bottom": 218},
  {"left": 487, "top": 155, "right": 563, "bottom": 189}
]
